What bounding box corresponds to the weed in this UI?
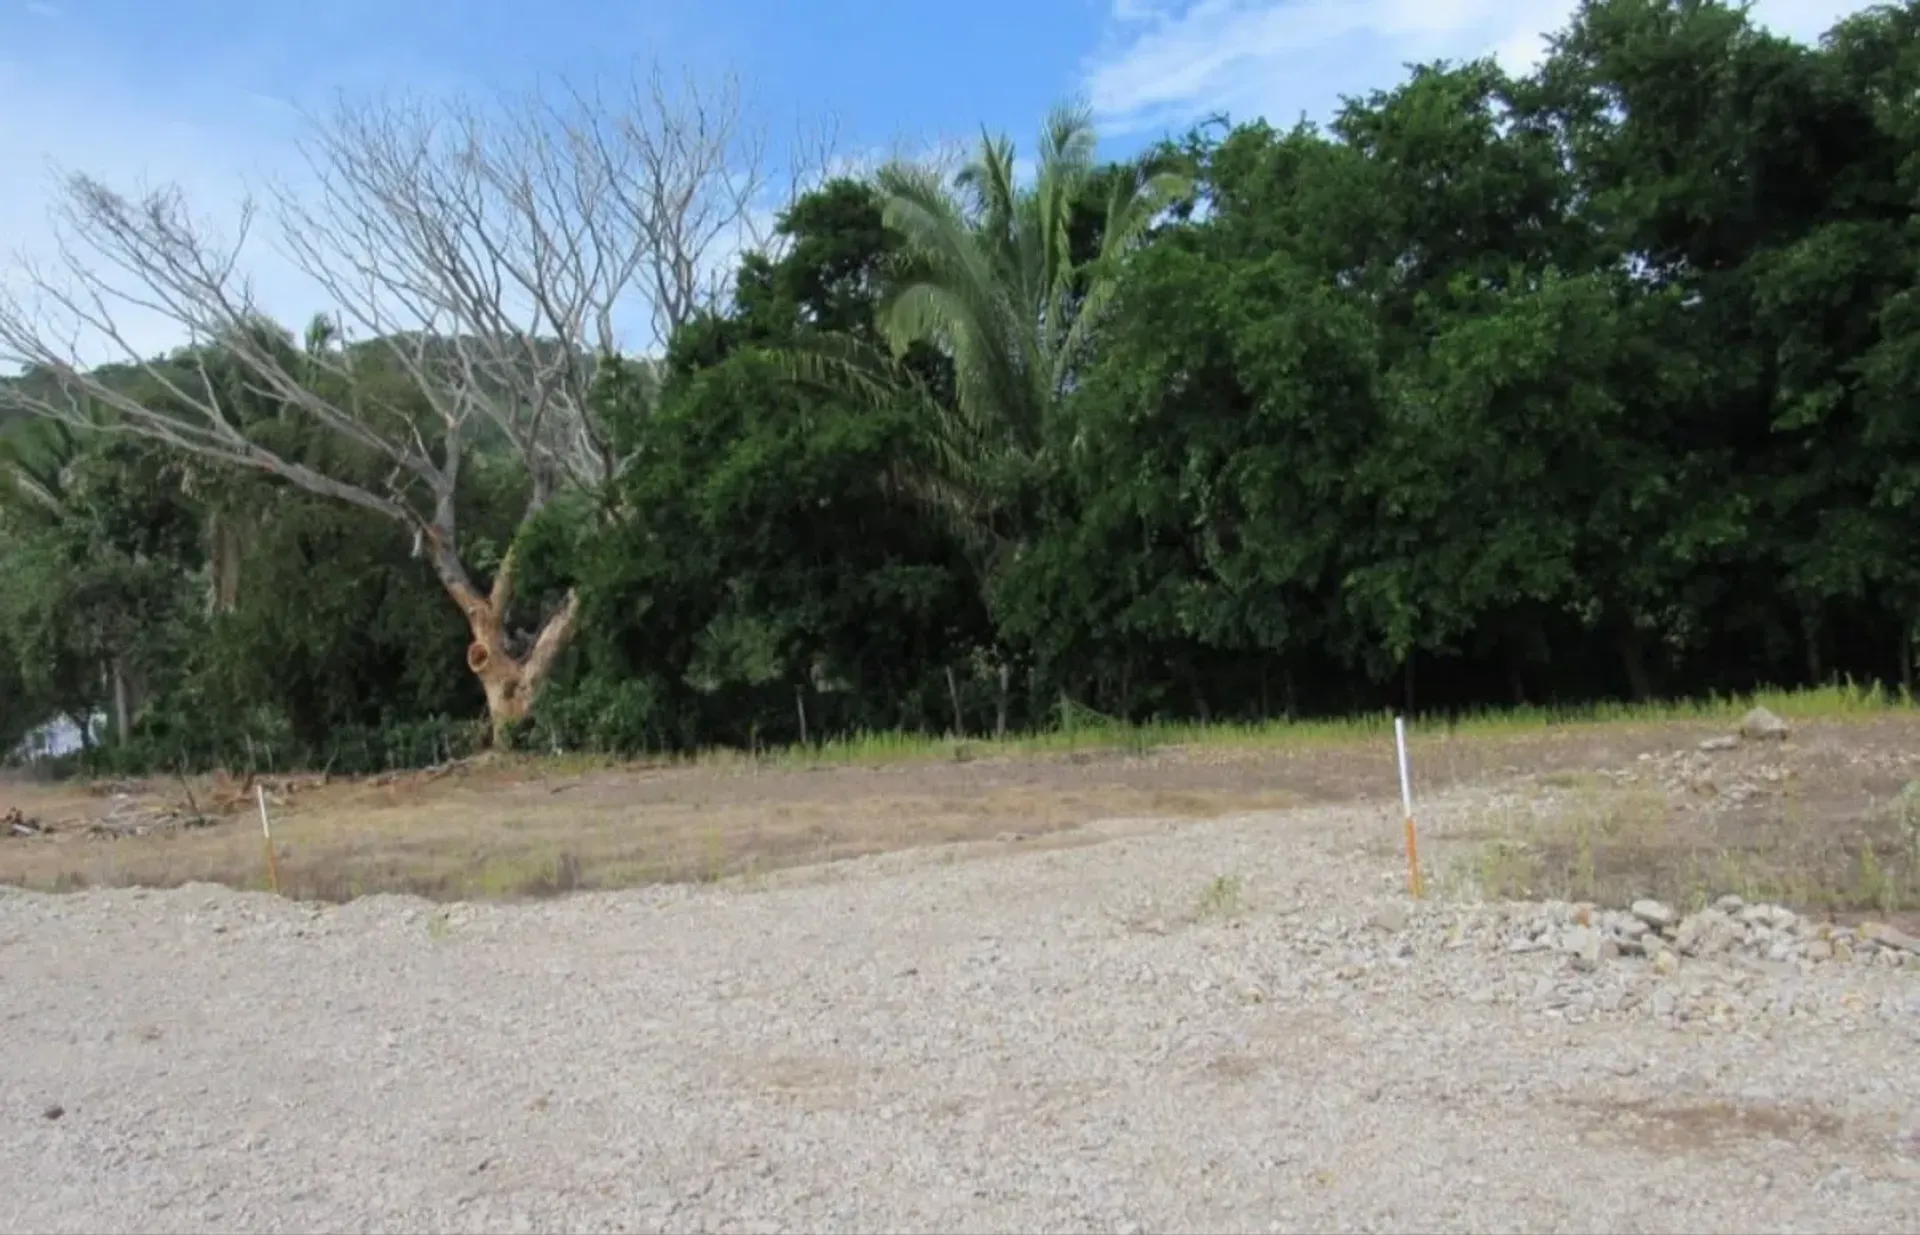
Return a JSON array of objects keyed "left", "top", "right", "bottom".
[
  {"left": 698, "top": 828, "right": 728, "bottom": 883},
  {"left": 1457, "top": 764, "right": 1920, "bottom": 915},
  {"left": 1196, "top": 874, "right": 1245, "bottom": 921}
]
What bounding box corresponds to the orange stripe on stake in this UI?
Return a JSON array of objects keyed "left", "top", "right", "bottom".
[
  {"left": 1403, "top": 815, "right": 1423, "bottom": 900},
  {"left": 1395, "top": 716, "right": 1424, "bottom": 899}
]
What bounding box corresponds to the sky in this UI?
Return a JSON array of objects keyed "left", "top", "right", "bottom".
[{"left": 0, "top": 0, "right": 1880, "bottom": 361}]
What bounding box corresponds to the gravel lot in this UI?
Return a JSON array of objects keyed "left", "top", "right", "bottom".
[{"left": 4, "top": 786, "right": 1918, "bottom": 1234}]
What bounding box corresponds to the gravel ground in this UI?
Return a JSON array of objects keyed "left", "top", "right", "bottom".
[{"left": 3, "top": 787, "right": 1919, "bottom": 1235}]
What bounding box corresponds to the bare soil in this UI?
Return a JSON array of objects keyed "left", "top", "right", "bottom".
[{"left": 5, "top": 716, "right": 1920, "bottom": 912}]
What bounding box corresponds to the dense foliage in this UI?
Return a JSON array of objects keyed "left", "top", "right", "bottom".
[{"left": 6, "top": 0, "right": 1920, "bottom": 769}]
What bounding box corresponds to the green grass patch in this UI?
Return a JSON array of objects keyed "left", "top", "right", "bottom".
[{"left": 689, "top": 680, "right": 1913, "bottom": 772}]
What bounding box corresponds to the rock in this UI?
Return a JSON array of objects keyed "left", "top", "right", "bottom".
[
  {"left": 1804, "top": 939, "right": 1834, "bottom": 962},
  {"left": 1369, "top": 903, "right": 1410, "bottom": 934},
  {"left": 1652, "top": 949, "right": 1681, "bottom": 977},
  {"left": 1738, "top": 706, "right": 1791, "bottom": 742},
  {"left": 1613, "top": 916, "right": 1650, "bottom": 941},
  {"left": 41, "top": 1103, "right": 63, "bottom": 1121},
  {"left": 1631, "top": 899, "right": 1677, "bottom": 930},
  {"left": 1737, "top": 903, "right": 1799, "bottom": 932},
  {"left": 1699, "top": 735, "right": 1740, "bottom": 752},
  {"left": 1863, "top": 922, "right": 1920, "bottom": 954},
  {"left": 1561, "top": 925, "right": 1610, "bottom": 969},
  {"left": 1675, "top": 909, "right": 1739, "bottom": 957}
]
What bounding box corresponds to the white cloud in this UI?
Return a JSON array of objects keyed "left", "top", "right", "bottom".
[{"left": 1082, "top": 0, "right": 1880, "bottom": 136}]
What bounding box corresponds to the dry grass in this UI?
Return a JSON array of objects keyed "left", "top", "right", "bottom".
[
  {"left": 0, "top": 751, "right": 1326, "bottom": 902},
  {"left": 1, "top": 708, "right": 1599, "bottom": 902},
  {"left": 6, "top": 690, "right": 1920, "bottom": 907},
  {"left": 1447, "top": 716, "right": 1920, "bottom": 918}
]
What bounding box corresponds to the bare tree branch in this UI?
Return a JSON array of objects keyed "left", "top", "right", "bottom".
[
  {"left": 0, "top": 62, "right": 837, "bottom": 730},
  {"left": 0, "top": 60, "right": 836, "bottom": 524},
  {"left": 567, "top": 64, "right": 841, "bottom": 347}
]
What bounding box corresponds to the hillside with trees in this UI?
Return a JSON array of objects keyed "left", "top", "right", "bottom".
[{"left": 4, "top": 0, "right": 1919, "bottom": 771}]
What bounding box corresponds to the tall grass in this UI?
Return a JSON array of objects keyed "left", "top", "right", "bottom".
[{"left": 704, "top": 680, "right": 1912, "bottom": 771}]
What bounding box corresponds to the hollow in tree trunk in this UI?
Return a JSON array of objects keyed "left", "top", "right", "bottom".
[
  {"left": 463, "top": 598, "right": 579, "bottom": 744},
  {"left": 422, "top": 529, "right": 580, "bottom": 747}
]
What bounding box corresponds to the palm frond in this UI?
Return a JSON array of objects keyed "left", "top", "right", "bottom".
[
  {"left": 0, "top": 418, "right": 80, "bottom": 522},
  {"left": 1039, "top": 100, "right": 1097, "bottom": 181},
  {"left": 1051, "top": 165, "right": 1194, "bottom": 393},
  {"left": 762, "top": 332, "right": 913, "bottom": 412},
  {"left": 859, "top": 99, "right": 1170, "bottom": 540}
]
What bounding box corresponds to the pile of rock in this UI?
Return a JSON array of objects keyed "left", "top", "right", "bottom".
[{"left": 1506, "top": 895, "right": 1920, "bottom": 970}]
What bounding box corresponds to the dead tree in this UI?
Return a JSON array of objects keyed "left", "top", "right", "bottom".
[{"left": 0, "top": 60, "right": 837, "bottom": 744}]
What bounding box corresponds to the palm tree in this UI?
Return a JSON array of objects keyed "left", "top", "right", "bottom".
[
  {"left": 881, "top": 102, "right": 1182, "bottom": 436},
  {"left": 794, "top": 101, "right": 1190, "bottom": 542},
  {"left": 0, "top": 416, "right": 78, "bottom": 525}
]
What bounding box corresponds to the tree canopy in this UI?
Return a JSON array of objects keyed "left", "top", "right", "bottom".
[{"left": 6, "top": 0, "right": 1919, "bottom": 770}]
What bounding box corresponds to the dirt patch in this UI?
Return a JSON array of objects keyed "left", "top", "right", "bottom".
[
  {"left": 4, "top": 715, "right": 1916, "bottom": 904},
  {"left": 0, "top": 750, "right": 1329, "bottom": 900},
  {"left": 1572, "top": 1095, "right": 1851, "bottom": 1155}
]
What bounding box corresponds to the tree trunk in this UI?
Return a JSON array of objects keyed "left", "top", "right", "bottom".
[
  {"left": 1801, "top": 609, "right": 1823, "bottom": 687},
  {"left": 1618, "top": 629, "right": 1652, "bottom": 702},
  {"left": 945, "top": 666, "right": 965, "bottom": 738},
  {"left": 111, "top": 659, "right": 131, "bottom": 746},
  {"left": 1507, "top": 652, "right": 1527, "bottom": 707},
  {"left": 462, "top": 590, "right": 580, "bottom": 746},
  {"left": 421, "top": 527, "right": 580, "bottom": 747},
  {"left": 206, "top": 510, "right": 243, "bottom": 614}
]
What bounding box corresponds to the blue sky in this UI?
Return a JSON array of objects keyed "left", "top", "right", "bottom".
[{"left": 0, "top": 0, "right": 1875, "bottom": 357}]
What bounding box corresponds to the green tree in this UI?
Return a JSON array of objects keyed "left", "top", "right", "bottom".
[
  {"left": 0, "top": 71, "right": 807, "bottom": 745},
  {"left": 555, "top": 180, "right": 994, "bottom": 750},
  {"left": 840, "top": 103, "right": 1189, "bottom": 540}
]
